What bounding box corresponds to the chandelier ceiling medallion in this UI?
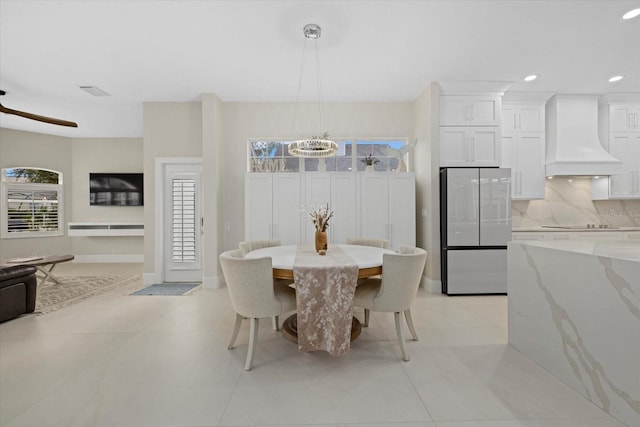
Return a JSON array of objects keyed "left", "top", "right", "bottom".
[{"left": 288, "top": 24, "right": 338, "bottom": 158}]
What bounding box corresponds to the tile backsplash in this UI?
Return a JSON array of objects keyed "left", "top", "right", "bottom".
[{"left": 511, "top": 177, "right": 640, "bottom": 228}]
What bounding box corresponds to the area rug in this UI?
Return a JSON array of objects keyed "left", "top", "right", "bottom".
[
  {"left": 130, "top": 283, "right": 199, "bottom": 296},
  {"left": 35, "top": 274, "right": 141, "bottom": 314}
]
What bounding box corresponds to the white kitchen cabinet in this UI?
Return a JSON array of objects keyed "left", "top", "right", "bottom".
[
  {"left": 608, "top": 132, "right": 640, "bottom": 198},
  {"left": 609, "top": 104, "right": 640, "bottom": 132},
  {"left": 359, "top": 172, "right": 415, "bottom": 250},
  {"left": 440, "top": 94, "right": 501, "bottom": 126},
  {"left": 303, "top": 173, "right": 356, "bottom": 245},
  {"left": 440, "top": 127, "right": 500, "bottom": 166},
  {"left": 623, "top": 231, "right": 640, "bottom": 241},
  {"left": 244, "top": 173, "right": 301, "bottom": 244},
  {"left": 501, "top": 133, "right": 545, "bottom": 199},
  {"left": 502, "top": 104, "right": 545, "bottom": 134},
  {"left": 570, "top": 231, "right": 623, "bottom": 241},
  {"left": 511, "top": 232, "right": 548, "bottom": 241},
  {"left": 512, "top": 230, "right": 628, "bottom": 241}
]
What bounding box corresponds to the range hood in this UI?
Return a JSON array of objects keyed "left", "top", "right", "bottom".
[{"left": 546, "top": 94, "right": 622, "bottom": 176}]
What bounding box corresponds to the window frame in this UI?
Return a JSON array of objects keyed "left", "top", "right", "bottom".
[
  {"left": 1, "top": 168, "right": 65, "bottom": 239},
  {"left": 247, "top": 138, "right": 409, "bottom": 173}
]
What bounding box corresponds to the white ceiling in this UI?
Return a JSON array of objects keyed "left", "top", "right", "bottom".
[{"left": 0, "top": 0, "right": 639, "bottom": 138}]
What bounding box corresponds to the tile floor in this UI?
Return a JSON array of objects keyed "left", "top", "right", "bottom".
[{"left": 0, "top": 263, "right": 624, "bottom": 427}]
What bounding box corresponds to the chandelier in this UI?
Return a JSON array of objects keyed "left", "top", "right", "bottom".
[{"left": 288, "top": 24, "right": 338, "bottom": 158}]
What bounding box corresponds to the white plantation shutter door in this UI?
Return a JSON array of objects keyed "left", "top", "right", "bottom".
[{"left": 171, "top": 178, "right": 197, "bottom": 264}]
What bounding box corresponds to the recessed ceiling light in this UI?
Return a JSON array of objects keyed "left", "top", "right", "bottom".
[
  {"left": 622, "top": 8, "right": 640, "bottom": 20},
  {"left": 609, "top": 75, "right": 624, "bottom": 82},
  {"left": 524, "top": 74, "right": 537, "bottom": 82}
]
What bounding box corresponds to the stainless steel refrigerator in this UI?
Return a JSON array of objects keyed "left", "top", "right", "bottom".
[{"left": 440, "top": 167, "right": 511, "bottom": 294}]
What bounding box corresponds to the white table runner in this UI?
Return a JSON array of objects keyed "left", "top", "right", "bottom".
[{"left": 293, "top": 245, "right": 358, "bottom": 356}]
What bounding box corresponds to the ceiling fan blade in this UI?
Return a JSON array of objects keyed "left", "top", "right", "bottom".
[{"left": 0, "top": 102, "right": 78, "bottom": 128}]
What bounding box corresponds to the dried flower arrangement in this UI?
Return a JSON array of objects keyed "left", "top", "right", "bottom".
[{"left": 306, "top": 204, "right": 334, "bottom": 232}]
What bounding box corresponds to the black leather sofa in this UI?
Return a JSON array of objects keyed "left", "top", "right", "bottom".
[{"left": 0, "top": 265, "right": 38, "bottom": 322}]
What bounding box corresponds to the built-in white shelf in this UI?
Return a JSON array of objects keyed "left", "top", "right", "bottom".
[{"left": 68, "top": 222, "right": 144, "bottom": 236}]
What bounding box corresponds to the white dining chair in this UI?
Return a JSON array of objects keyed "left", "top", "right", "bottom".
[
  {"left": 239, "top": 239, "right": 282, "bottom": 255},
  {"left": 352, "top": 246, "right": 427, "bottom": 361},
  {"left": 220, "top": 249, "right": 297, "bottom": 370},
  {"left": 346, "top": 237, "right": 390, "bottom": 249},
  {"left": 238, "top": 239, "right": 292, "bottom": 330}
]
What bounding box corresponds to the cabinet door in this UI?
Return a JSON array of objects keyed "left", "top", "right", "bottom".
[
  {"left": 330, "top": 173, "right": 356, "bottom": 244},
  {"left": 468, "top": 95, "right": 501, "bottom": 126},
  {"left": 245, "top": 174, "right": 273, "bottom": 241},
  {"left": 610, "top": 105, "right": 639, "bottom": 131},
  {"left": 440, "top": 96, "right": 469, "bottom": 126},
  {"left": 511, "top": 233, "right": 547, "bottom": 241},
  {"left": 469, "top": 128, "right": 500, "bottom": 166},
  {"left": 440, "top": 128, "right": 469, "bottom": 166},
  {"left": 359, "top": 174, "right": 390, "bottom": 241},
  {"left": 272, "top": 174, "right": 301, "bottom": 244},
  {"left": 570, "top": 232, "right": 622, "bottom": 241},
  {"left": 440, "top": 95, "right": 501, "bottom": 126},
  {"left": 516, "top": 134, "right": 545, "bottom": 199},
  {"left": 388, "top": 173, "right": 416, "bottom": 250},
  {"left": 609, "top": 133, "right": 636, "bottom": 198},
  {"left": 502, "top": 106, "right": 518, "bottom": 135},
  {"left": 623, "top": 231, "right": 640, "bottom": 241},
  {"left": 517, "top": 105, "right": 545, "bottom": 132}
]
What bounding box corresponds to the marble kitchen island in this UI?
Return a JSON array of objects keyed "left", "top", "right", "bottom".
[{"left": 508, "top": 240, "right": 640, "bottom": 427}]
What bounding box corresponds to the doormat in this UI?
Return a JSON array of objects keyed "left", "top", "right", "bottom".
[{"left": 130, "top": 283, "right": 199, "bottom": 296}]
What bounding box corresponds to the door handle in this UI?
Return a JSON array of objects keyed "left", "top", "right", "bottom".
[
  {"left": 465, "top": 137, "right": 470, "bottom": 162},
  {"left": 513, "top": 114, "right": 517, "bottom": 130},
  {"left": 464, "top": 105, "right": 469, "bottom": 122},
  {"left": 471, "top": 105, "right": 475, "bottom": 121},
  {"left": 520, "top": 171, "right": 523, "bottom": 194},
  {"left": 518, "top": 113, "right": 522, "bottom": 130},
  {"left": 471, "top": 137, "right": 475, "bottom": 161}
]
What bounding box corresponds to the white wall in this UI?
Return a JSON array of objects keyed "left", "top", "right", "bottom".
[
  {"left": 412, "top": 83, "right": 441, "bottom": 291},
  {"left": 0, "top": 128, "right": 73, "bottom": 259},
  {"left": 142, "top": 102, "right": 203, "bottom": 275},
  {"left": 70, "top": 137, "right": 144, "bottom": 259}
]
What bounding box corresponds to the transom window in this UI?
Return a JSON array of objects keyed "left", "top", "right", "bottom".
[
  {"left": 248, "top": 139, "right": 408, "bottom": 172},
  {"left": 1, "top": 167, "right": 64, "bottom": 238}
]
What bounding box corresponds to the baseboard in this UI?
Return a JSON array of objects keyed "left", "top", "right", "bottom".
[
  {"left": 203, "top": 274, "right": 223, "bottom": 289},
  {"left": 142, "top": 272, "right": 160, "bottom": 285},
  {"left": 421, "top": 276, "right": 442, "bottom": 294},
  {"left": 73, "top": 254, "right": 144, "bottom": 263}
]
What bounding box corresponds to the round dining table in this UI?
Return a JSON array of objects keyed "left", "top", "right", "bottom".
[
  {"left": 244, "top": 243, "right": 393, "bottom": 279},
  {"left": 245, "top": 244, "right": 394, "bottom": 345}
]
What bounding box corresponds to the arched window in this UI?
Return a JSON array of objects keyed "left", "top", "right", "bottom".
[{"left": 1, "top": 167, "right": 64, "bottom": 238}]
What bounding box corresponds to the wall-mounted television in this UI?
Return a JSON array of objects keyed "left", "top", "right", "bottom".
[{"left": 90, "top": 173, "right": 144, "bottom": 206}]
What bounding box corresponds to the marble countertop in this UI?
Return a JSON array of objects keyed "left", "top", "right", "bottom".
[
  {"left": 509, "top": 239, "right": 640, "bottom": 262},
  {"left": 513, "top": 226, "right": 640, "bottom": 232}
]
